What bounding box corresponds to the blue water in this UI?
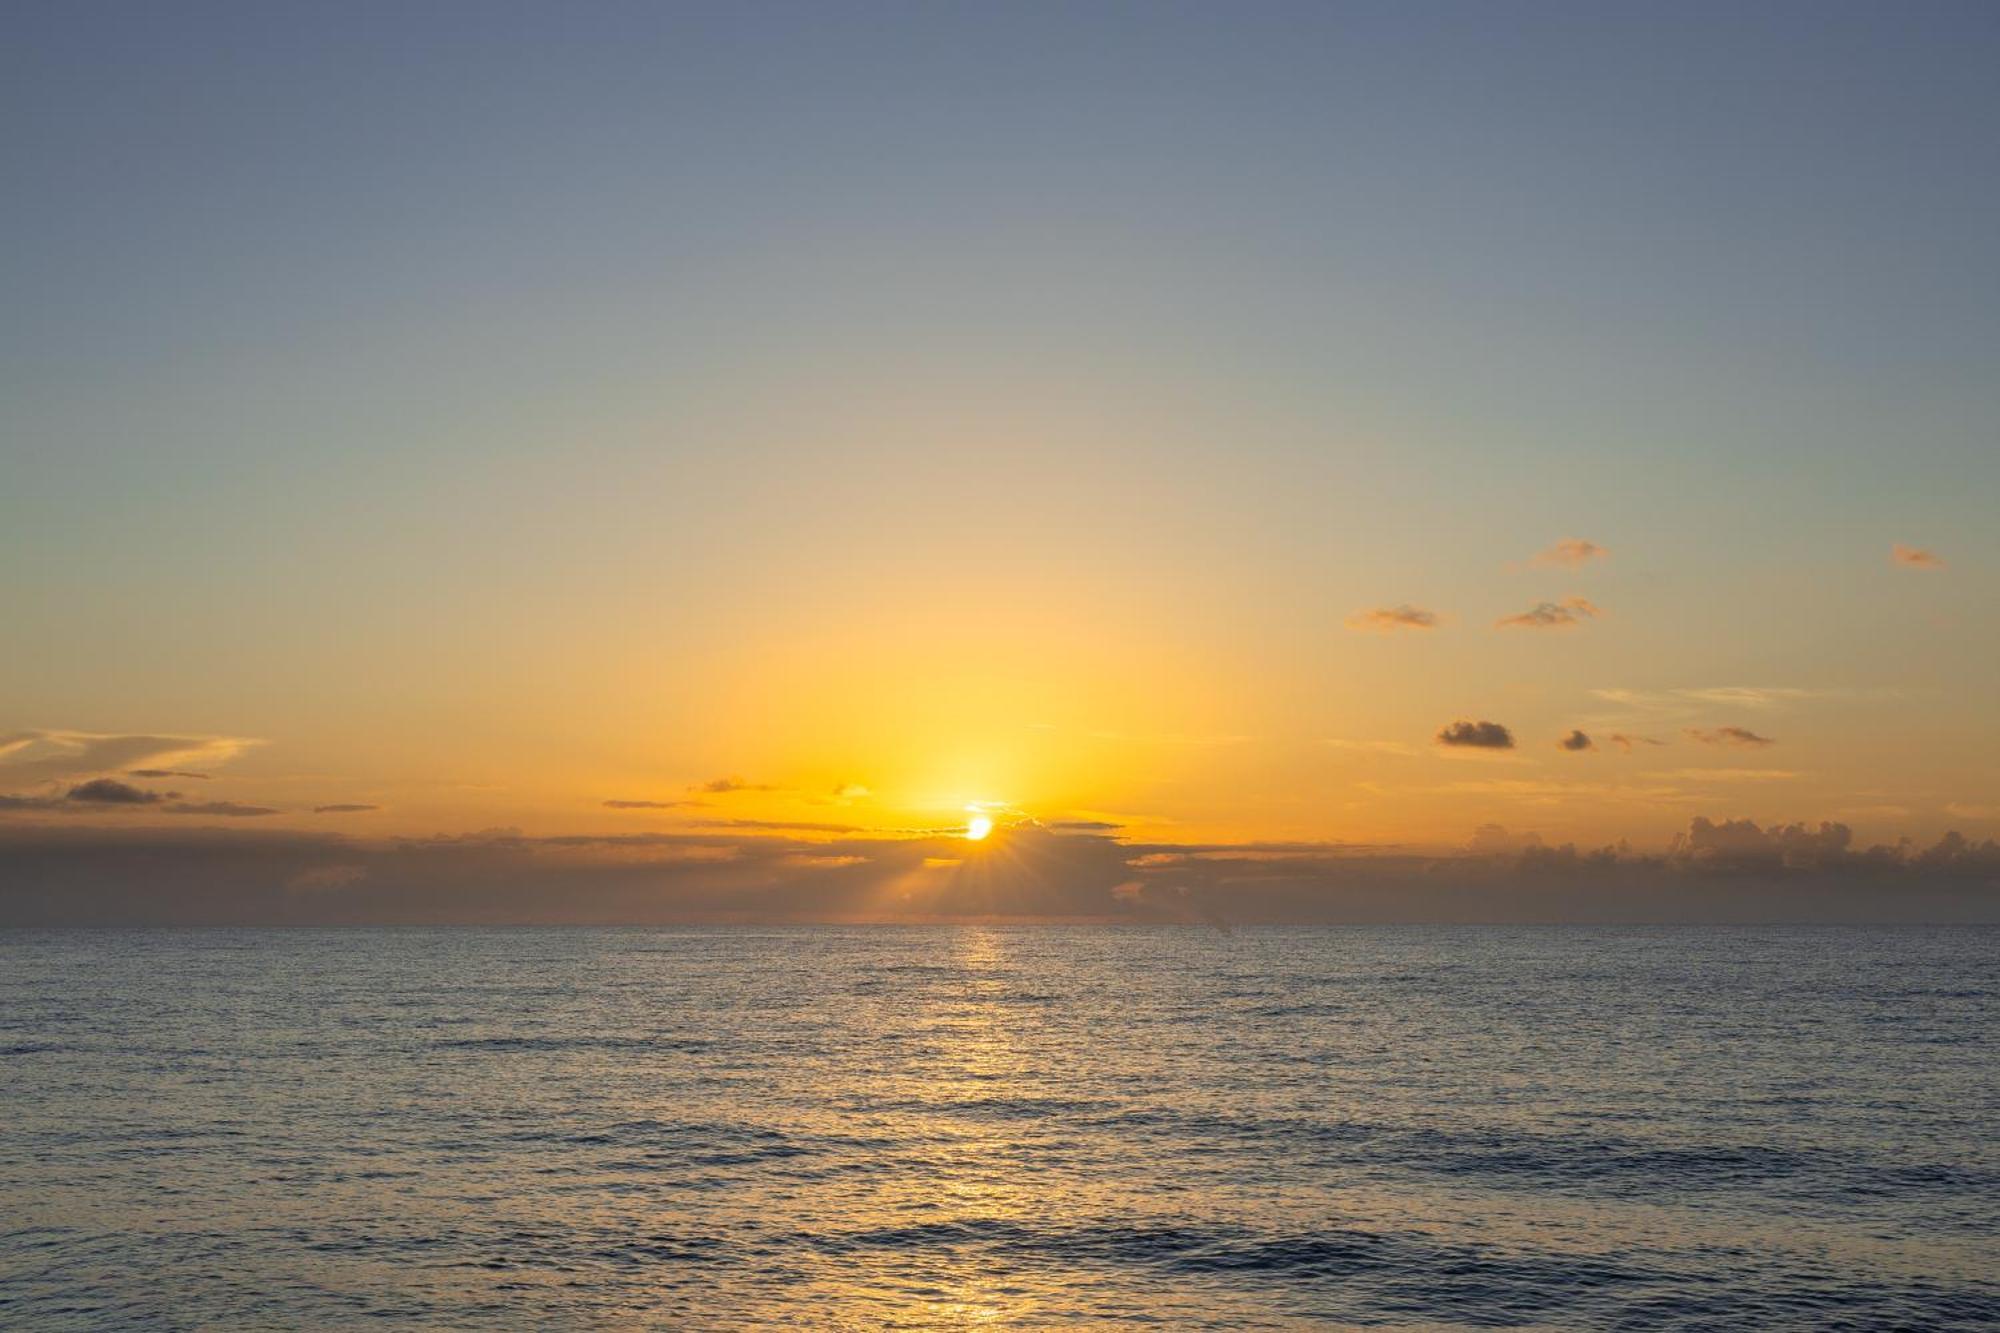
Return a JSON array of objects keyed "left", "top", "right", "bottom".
[{"left": 2, "top": 927, "right": 1995, "bottom": 1329}]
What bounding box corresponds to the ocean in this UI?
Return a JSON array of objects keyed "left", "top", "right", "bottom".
[{"left": 2, "top": 926, "right": 1994, "bottom": 1329}]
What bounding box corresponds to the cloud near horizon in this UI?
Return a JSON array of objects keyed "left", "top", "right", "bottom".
[
  {"left": 1, "top": 817, "right": 1993, "bottom": 926},
  {"left": 1345, "top": 604, "right": 1441, "bottom": 633},
  {"left": 1891, "top": 543, "right": 1945, "bottom": 569},
  {"left": 1558, "top": 730, "right": 1594, "bottom": 752},
  {"left": 1437, "top": 720, "right": 1515, "bottom": 749},
  {"left": 170, "top": 801, "right": 279, "bottom": 818},
  {"left": 1496, "top": 597, "right": 1601, "bottom": 630}
]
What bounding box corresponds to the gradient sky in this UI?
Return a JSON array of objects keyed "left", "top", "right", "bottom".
[{"left": 5, "top": 2, "right": 1999, "bottom": 907}]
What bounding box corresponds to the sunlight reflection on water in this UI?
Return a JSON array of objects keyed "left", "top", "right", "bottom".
[{"left": 1, "top": 925, "right": 1996, "bottom": 1328}]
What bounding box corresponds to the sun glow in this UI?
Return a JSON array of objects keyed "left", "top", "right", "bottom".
[{"left": 964, "top": 814, "right": 994, "bottom": 841}]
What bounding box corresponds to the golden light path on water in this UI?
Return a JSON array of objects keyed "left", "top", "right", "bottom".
[{"left": 4, "top": 928, "right": 1992, "bottom": 1326}]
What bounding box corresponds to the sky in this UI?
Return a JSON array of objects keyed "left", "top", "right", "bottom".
[{"left": 4, "top": 2, "right": 1998, "bottom": 921}]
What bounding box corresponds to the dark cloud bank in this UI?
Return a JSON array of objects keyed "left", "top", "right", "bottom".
[{"left": 1, "top": 819, "right": 1993, "bottom": 926}]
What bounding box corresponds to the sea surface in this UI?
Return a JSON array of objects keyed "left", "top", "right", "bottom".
[{"left": 1, "top": 926, "right": 1995, "bottom": 1329}]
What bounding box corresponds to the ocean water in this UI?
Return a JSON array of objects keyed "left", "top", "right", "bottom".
[{"left": 1, "top": 927, "right": 1995, "bottom": 1330}]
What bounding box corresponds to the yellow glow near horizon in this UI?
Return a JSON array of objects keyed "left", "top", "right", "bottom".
[{"left": 964, "top": 814, "right": 994, "bottom": 841}]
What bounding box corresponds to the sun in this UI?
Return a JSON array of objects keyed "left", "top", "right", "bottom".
[{"left": 964, "top": 814, "right": 994, "bottom": 841}]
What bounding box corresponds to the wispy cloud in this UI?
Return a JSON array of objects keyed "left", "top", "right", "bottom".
[
  {"left": 0, "top": 731, "right": 258, "bottom": 784},
  {"left": 1344, "top": 604, "right": 1440, "bottom": 633},
  {"left": 689, "top": 818, "right": 868, "bottom": 834},
  {"left": 1436, "top": 720, "right": 1515, "bottom": 749},
  {"left": 1079, "top": 729, "right": 1256, "bottom": 747},
  {"left": 605, "top": 798, "right": 702, "bottom": 810},
  {"left": 1654, "top": 768, "right": 1800, "bottom": 783},
  {"left": 169, "top": 801, "right": 278, "bottom": 818},
  {"left": 313, "top": 803, "right": 380, "bottom": 814},
  {"left": 129, "top": 769, "right": 210, "bottom": 781},
  {"left": 1531, "top": 538, "right": 1608, "bottom": 568},
  {"left": 693, "top": 776, "right": 776, "bottom": 794},
  {"left": 1685, "top": 726, "right": 1776, "bottom": 748},
  {"left": 1496, "top": 597, "right": 1600, "bottom": 630},
  {"left": 1595, "top": 686, "right": 1843, "bottom": 712},
  {"left": 1607, "top": 734, "right": 1667, "bottom": 753},
  {"left": 1324, "top": 738, "right": 1423, "bottom": 757},
  {"left": 1891, "top": 543, "right": 1945, "bottom": 569},
  {"left": 1557, "top": 729, "right": 1594, "bottom": 752},
  {"left": 1673, "top": 687, "right": 1820, "bottom": 710}
]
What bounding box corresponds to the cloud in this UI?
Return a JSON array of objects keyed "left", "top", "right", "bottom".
[
  {"left": 693, "top": 776, "right": 776, "bottom": 794},
  {"left": 129, "top": 769, "right": 209, "bottom": 780},
  {"left": 1836, "top": 804, "right": 1912, "bottom": 821},
  {"left": 1420, "top": 778, "right": 1680, "bottom": 803},
  {"left": 0, "top": 731, "right": 257, "bottom": 783},
  {"left": 690, "top": 818, "right": 868, "bottom": 834},
  {"left": 1081, "top": 729, "right": 1255, "bottom": 747},
  {"left": 1345, "top": 604, "right": 1440, "bottom": 633},
  {"left": 604, "top": 798, "right": 701, "bottom": 810},
  {"left": 1607, "top": 734, "right": 1666, "bottom": 752},
  {"left": 287, "top": 865, "right": 368, "bottom": 892},
  {"left": 1669, "top": 816, "right": 1859, "bottom": 869},
  {"left": 1944, "top": 803, "right": 2000, "bottom": 821},
  {"left": 1436, "top": 720, "right": 1515, "bottom": 749},
  {"left": 0, "top": 781, "right": 284, "bottom": 817},
  {"left": 66, "top": 778, "right": 165, "bottom": 805},
  {"left": 1655, "top": 768, "right": 1800, "bottom": 783},
  {"left": 1557, "top": 730, "right": 1594, "bottom": 752},
  {"left": 1671, "top": 687, "right": 1821, "bottom": 710},
  {"left": 1324, "top": 739, "right": 1423, "bottom": 757},
  {"left": 1496, "top": 597, "right": 1601, "bottom": 630},
  {"left": 4, "top": 817, "right": 1992, "bottom": 926},
  {"left": 1891, "top": 543, "right": 1944, "bottom": 569},
  {"left": 1468, "top": 823, "right": 1543, "bottom": 855},
  {"left": 1593, "top": 686, "right": 1844, "bottom": 713},
  {"left": 313, "top": 804, "right": 380, "bottom": 814},
  {"left": 1685, "top": 726, "right": 1775, "bottom": 748},
  {"left": 1531, "top": 538, "right": 1608, "bottom": 568},
  {"left": 832, "top": 783, "right": 871, "bottom": 800}
]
